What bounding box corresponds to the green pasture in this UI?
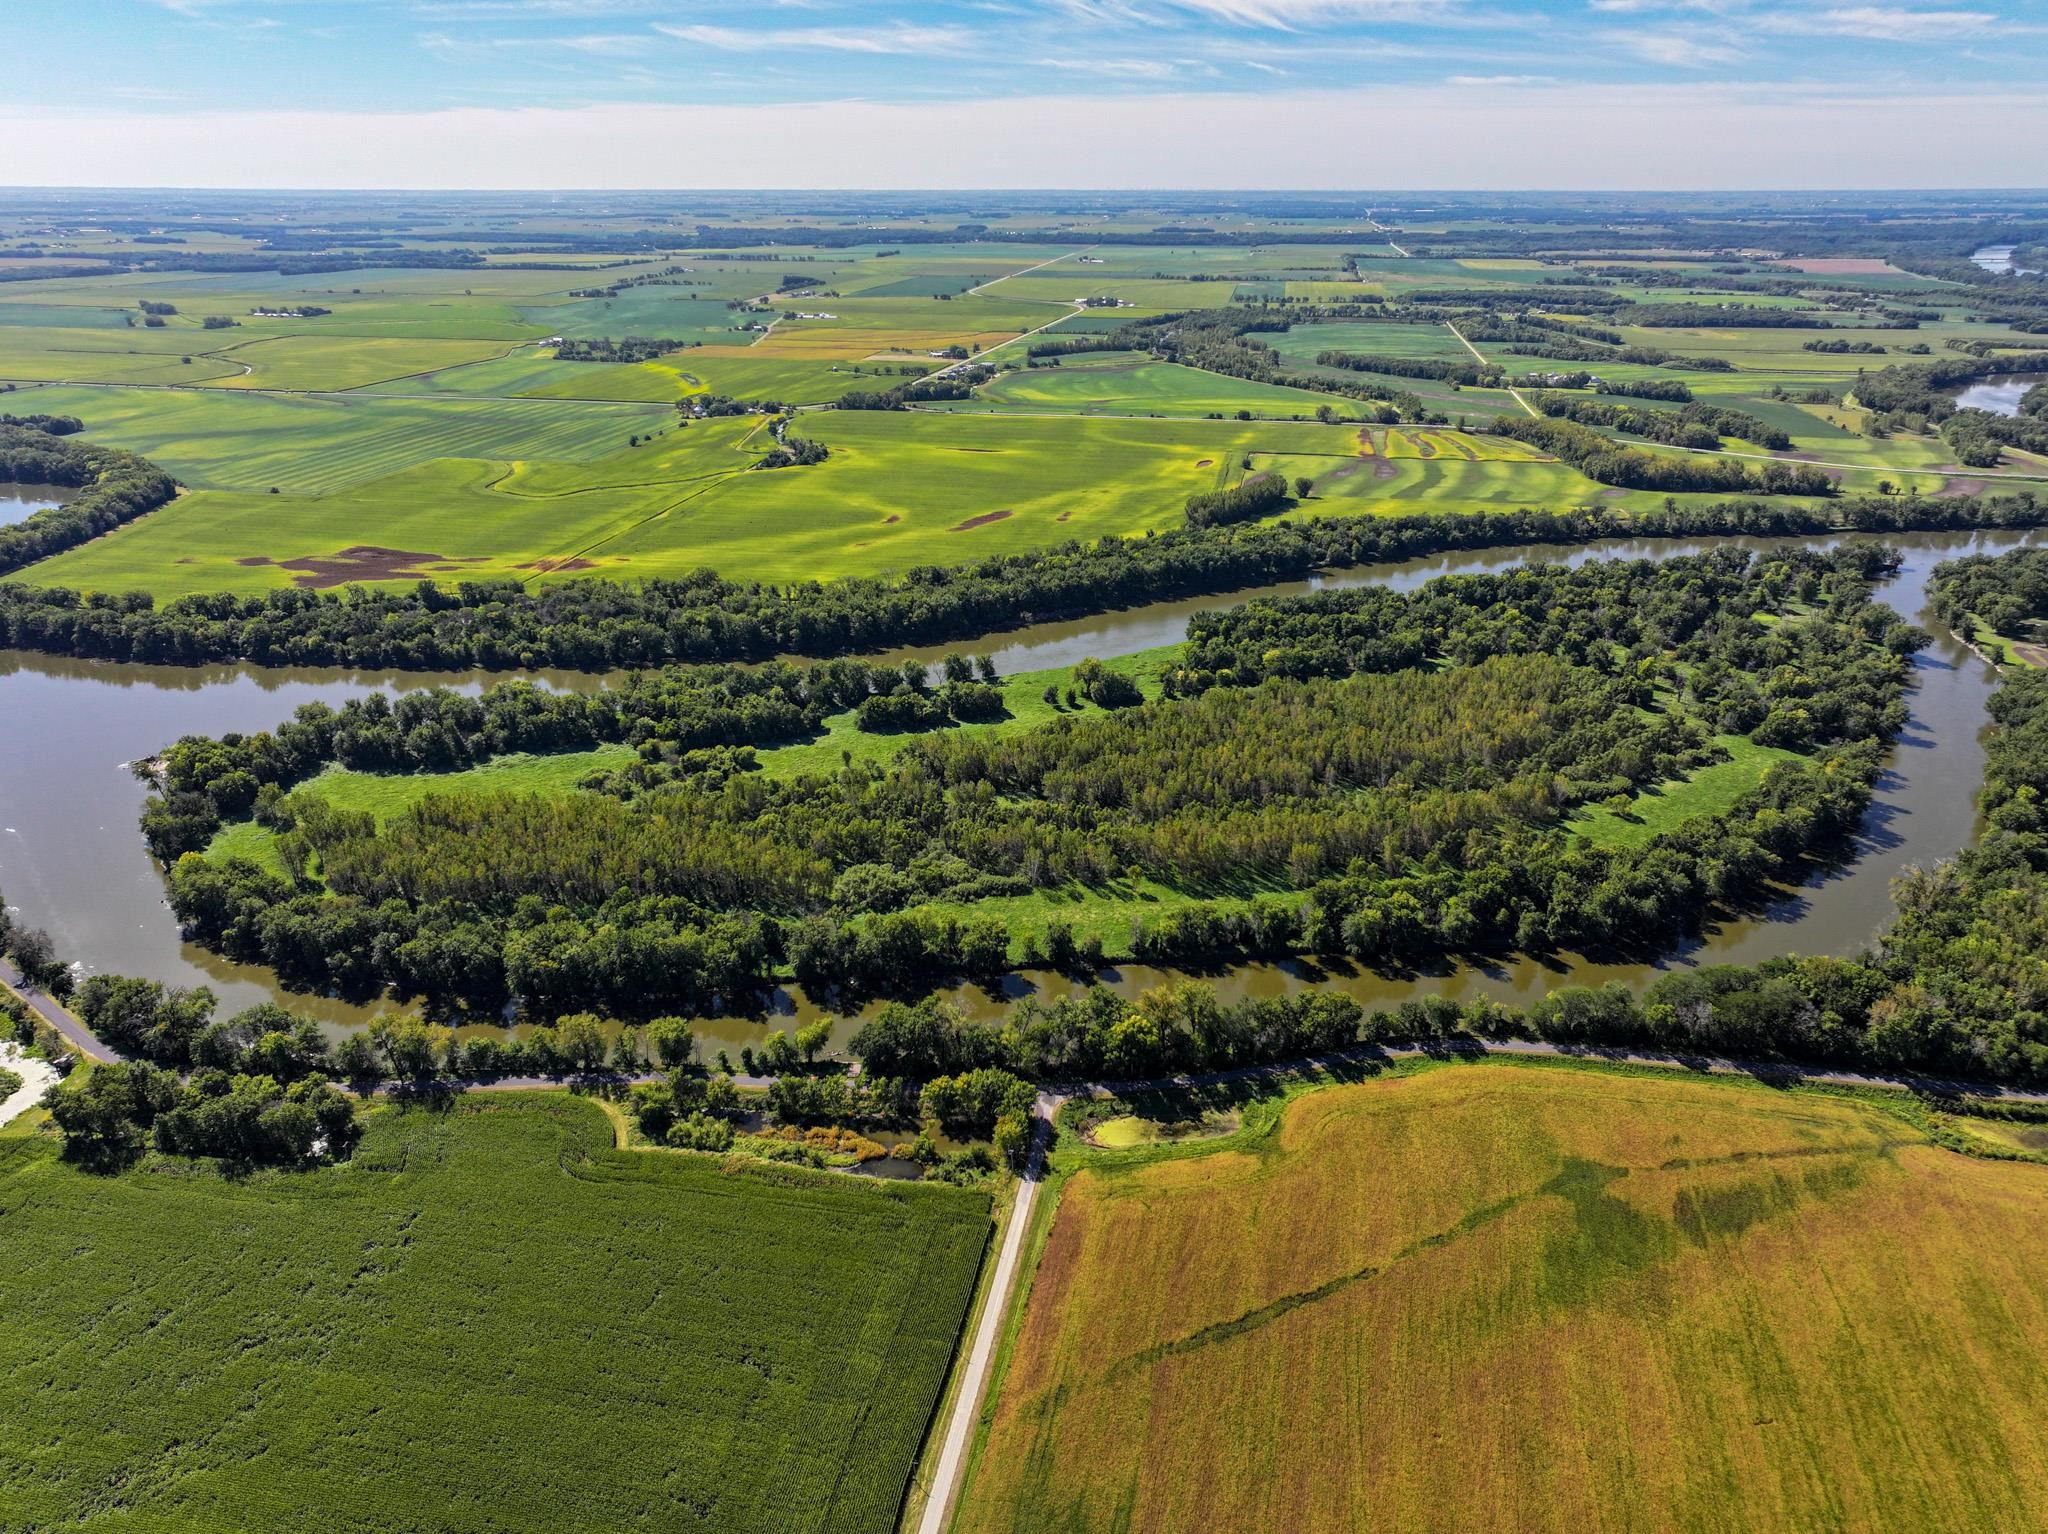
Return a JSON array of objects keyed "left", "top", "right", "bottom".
[
  {"left": 15, "top": 404, "right": 1631, "bottom": 596},
  {"left": 0, "top": 1093, "right": 989, "bottom": 1534},
  {"left": 1269, "top": 320, "right": 1479, "bottom": 367}
]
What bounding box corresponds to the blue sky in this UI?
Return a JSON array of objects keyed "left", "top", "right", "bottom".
[
  {"left": 19, "top": 0, "right": 2047, "bottom": 110},
  {"left": 4, "top": 0, "right": 2046, "bottom": 186}
]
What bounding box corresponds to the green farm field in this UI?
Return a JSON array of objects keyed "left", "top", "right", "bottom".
[
  {"left": 943, "top": 353, "right": 1366, "bottom": 418},
  {"left": 0, "top": 1092, "right": 989, "bottom": 1534},
  {"left": 18, "top": 414, "right": 765, "bottom": 597},
  {"left": 962, "top": 1063, "right": 2048, "bottom": 1534},
  {"left": 1, "top": 382, "right": 673, "bottom": 492}
]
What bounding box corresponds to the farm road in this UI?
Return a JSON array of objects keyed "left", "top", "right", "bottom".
[{"left": 913, "top": 1089, "right": 1062, "bottom": 1534}]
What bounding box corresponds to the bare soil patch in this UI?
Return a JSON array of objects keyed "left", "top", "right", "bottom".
[
  {"left": 949, "top": 509, "right": 1014, "bottom": 532},
  {"left": 238, "top": 546, "right": 459, "bottom": 589}
]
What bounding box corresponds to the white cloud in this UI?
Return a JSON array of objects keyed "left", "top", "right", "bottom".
[
  {"left": 1162, "top": 0, "right": 1461, "bottom": 24},
  {"left": 7, "top": 84, "right": 2045, "bottom": 190},
  {"left": 653, "top": 22, "right": 981, "bottom": 54},
  {"left": 1446, "top": 72, "right": 1553, "bottom": 82},
  {"left": 1765, "top": 6, "right": 2003, "bottom": 39},
  {"left": 1609, "top": 27, "right": 1745, "bottom": 63},
  {"left": 1035, "top": 56, "right": 1188, "bottom": 77},
  {"left": 424, "top": 28, "right": 651, "bottom": 53}
]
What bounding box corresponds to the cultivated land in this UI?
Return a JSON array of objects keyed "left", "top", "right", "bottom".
[
  {"left": 0, "top": 1092, "right": 989, "bottom": 1534},
  {"left": 961, "top": 1063, "right": 2048, "bottom": 1534},
  {"left": 5, "top": 207, "right": 2044, "bottom": 597}
]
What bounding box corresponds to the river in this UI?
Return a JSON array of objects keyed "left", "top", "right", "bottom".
[
  {"left": 0, "top": 527, "right": 2032, "bottom": 1050},
  {"left": 1971, "top": 244, "right": 2043, "bottom": 277},
  {"left": 0, "top": 484, "right": 73, "bottom": 528},
  {"left": 1954, "top": 375, "right": 2037, "bottom": 419},
  {"left": 1974, "top": 243, "right": 2039, "bottom": 276}
]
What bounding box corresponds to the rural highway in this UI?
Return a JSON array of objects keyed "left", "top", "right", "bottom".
[{"left": 1367, "top": 217, "right": 1411, "bottom": 258}]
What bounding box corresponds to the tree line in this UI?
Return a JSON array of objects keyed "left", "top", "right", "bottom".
[
  {"left": 0, "top": 423, "right": 179, "bottom": 576},
  {"left": 1524, "top": 391, "right": 1792, "bottom": 451},
  {"left": 1488, "top": 415, "right": 1835, "bottom": 496}
]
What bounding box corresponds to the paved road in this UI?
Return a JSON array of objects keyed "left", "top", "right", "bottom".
[{"left": 0, "top": 960, "right": 120, "bottom": 1064}]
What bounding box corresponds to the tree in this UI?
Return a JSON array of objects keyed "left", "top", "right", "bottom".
[
  {"left": 611, "top": 1025, "right": 645, "bottom": 1072},
  {"left": 758, "top": 1029, "right": 801, "bottom": 1075},
  {"left": 370, "top": 1015, "right": 450, "bottom": 1081},
  {"left": 46, "top": 1060, "right": 179, "bottom": 1169},
  {"left": 993, "top": 1109, "right": 1032, "bottom": 1169},
  {"left": 556, "top": 1013, "right": 609, "bottom": 1073},
  {"left": 8, "top": 926, "right": 65, "bottom": 993},
  {"left": 1294, "top": 475, "right": 1314, "bottom": 498},
  {"left": 795, "top": 1019, "right": 832, "bottom": 1063},
  {"left": 334, "top": 1032, "right": 380, "bottom": 1083},
  {"left": 646, "top": 1017, "right": 696, "bottom": 1069}
]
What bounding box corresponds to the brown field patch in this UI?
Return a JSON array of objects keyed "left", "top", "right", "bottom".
[
  {"left": 1371, "top": 457, "right": 1398, "bottom": 479},
  {"left": 962, "top": 1064, "right": 2048, "bottom": 1534},
  {"left": 517, "top": 557, "right": 598, "bottom": 574},
  {"left": 236, "top": 546, "right": 460, "bottom": 588},
  {"left": 948, "top": 509, "right": 1014, "bottom": 532},
  {"left": 1770, "top": 257, "right": 1906, "bottom": 275}
]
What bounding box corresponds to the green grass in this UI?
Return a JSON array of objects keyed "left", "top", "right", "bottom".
[
  {"left": 0, "top": 1091, "right": 989, "bottom": 1534},
  {"left": 1569, "top": 733, "right": 1801, "bottom": 848}
]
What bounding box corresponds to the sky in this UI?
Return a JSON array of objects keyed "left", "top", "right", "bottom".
[{"left": 2, "top": 0, "right": 2045, "bottom": 188}]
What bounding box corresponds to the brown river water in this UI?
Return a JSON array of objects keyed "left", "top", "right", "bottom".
[{"left": 0, "top": 527, "right": 2031, "bottom": 1051}]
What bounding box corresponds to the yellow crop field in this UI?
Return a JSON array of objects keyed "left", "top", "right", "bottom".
[{"left": 962, "top": 1064, "right": 2048, "bottom": 1534}]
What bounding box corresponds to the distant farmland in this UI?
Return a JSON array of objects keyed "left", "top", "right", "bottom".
[
  {"left": 961, "top": 1064, "right": 2048, "bottom": 1534},
  {"left": 0, "top": 1094, "right": 988, "bottom": 1534}
]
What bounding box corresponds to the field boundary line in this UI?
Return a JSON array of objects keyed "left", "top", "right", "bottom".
[{"left": 1445, "top": 320, "right": 1538, "bottom": 417}]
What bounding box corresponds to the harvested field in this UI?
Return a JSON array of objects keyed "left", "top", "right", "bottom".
[{"left": 962, "top": 1064, "right": 2048, "bottom": 1534}]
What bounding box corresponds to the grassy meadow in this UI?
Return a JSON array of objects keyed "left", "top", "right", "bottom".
[
  {"left": 0, "top": 1092, "right": 988, "bottom": 1534},
  {"left": 961, "top": 1062, "right": 2048, "bottom": 1534}
]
